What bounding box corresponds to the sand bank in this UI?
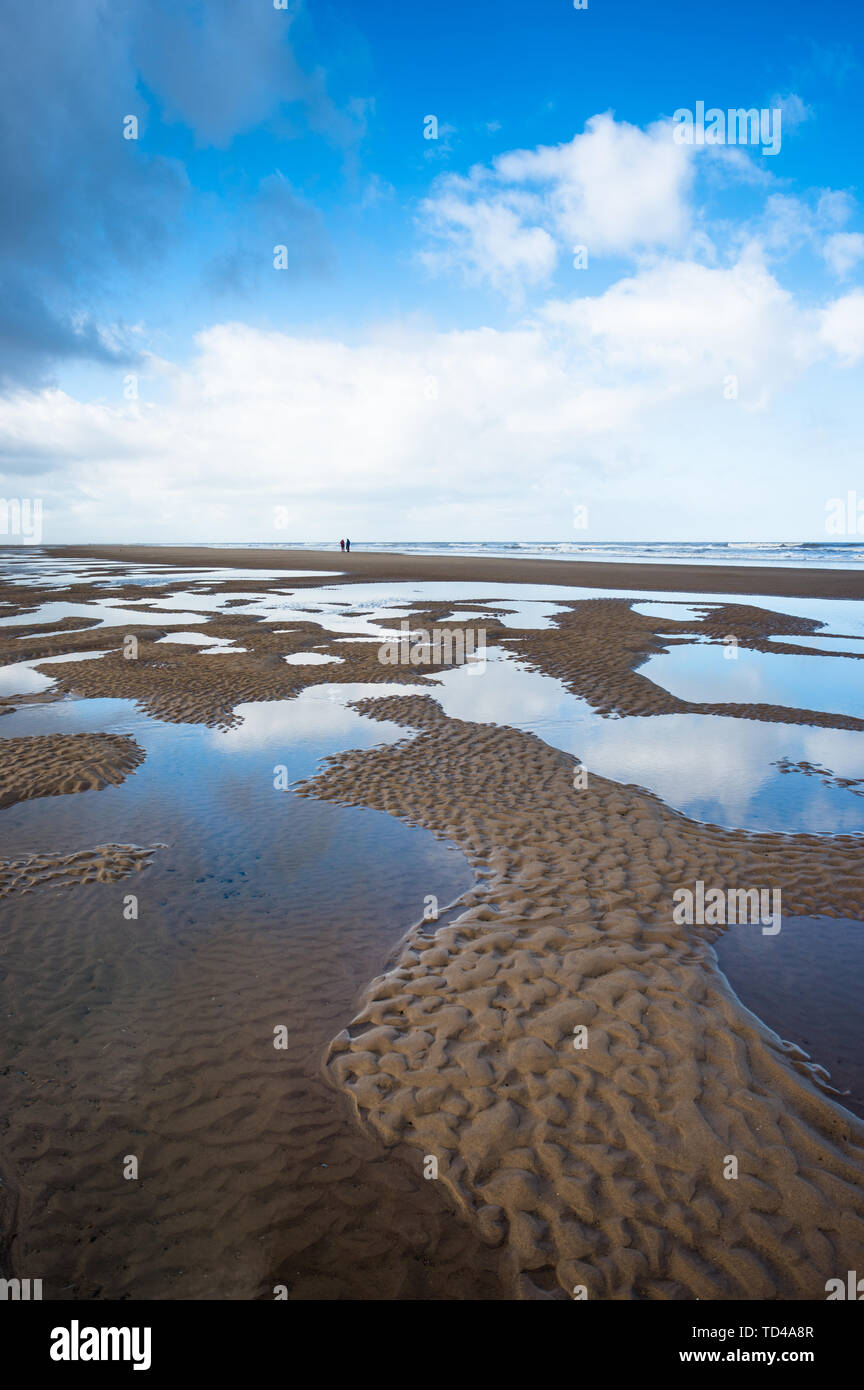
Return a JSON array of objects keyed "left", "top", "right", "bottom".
[
  {"left": 299, "top": 694, "right": 864, "bottom": 1300},
  {"left": 0, "top": 732, "right": 144, "bottom": 809},
  {"left": 0, "top": 732, "right": 156, "bottom": 903}
]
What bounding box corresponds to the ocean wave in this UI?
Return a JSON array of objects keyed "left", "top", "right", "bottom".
[{"left": 194, "top": 540, "right": 864, "bottom": 568}]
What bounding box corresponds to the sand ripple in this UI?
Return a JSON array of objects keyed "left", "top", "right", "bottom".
[
  {"left": 297, "top": 694, "right": 864, "bottom": 1300},
  {"left": 0, "top": 733, "right": 145, "bottom": 809}
]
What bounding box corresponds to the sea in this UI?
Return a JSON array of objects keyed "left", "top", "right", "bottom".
[{"left": 160, "top": 540, "right": 864, "bottom": 568}]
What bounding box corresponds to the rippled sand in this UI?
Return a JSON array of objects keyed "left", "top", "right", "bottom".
[{"left": 302, "top": 695, "right": 864, "bottom": 1299}]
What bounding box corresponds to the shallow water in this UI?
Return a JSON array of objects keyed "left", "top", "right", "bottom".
[
  {"left": 1, "top": 688, "right": 443, "bottom": 868},
  {"left": 0, "top": 689, "right": 501, "bottom": 1298},
  {"left": 715, "top": 916, "right": 864, "bottom": 1119},
  {"left": 6, "top": 564, "right": 864, "bottom": 832},
  {"left": 406, "top": 648, "right": 864, "bottom": 834},
  {"left": 768, "top": 633, "right": 864, "bottom": 654},
  {"left": 0, "top": 649, "right": 112, "bottom": 696},
  {"left": 154, "top": 631, "right": 224, "bottom": 645},
  {"left": 92, "top": 567, "right": 344, "bottom": 585},
  {"left": 0, "top": 600, "right": 210, "bottom": 629},
  {"left": 0, "top": 556, "right": 342, "bottom": 588},
  {"left": 630, "top": 601, "right": 708, "bottom": 623},
  {"left": 252, "top": 579, "right": 864, "bottom": 640},
  {"left": 641, "top": 642, "right": 864, "bottom": 720},
  {"left": 283, "top": 651, "right": 344, "bottom": 665}
]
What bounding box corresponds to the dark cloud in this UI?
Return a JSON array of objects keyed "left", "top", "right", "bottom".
[
  {"left": 0, "top": 281, "right": 129, "bottom": 375},
  {"left": 206, "top": 176, "right": 332, "bottom": 295},
  {"left": 0, "top": 0, "right": 187, "bottom": 385},
  {"left": 134, "top": 0, "right": 367, "bottom": 150},
  {"left": 0, "top": 0, "right": 362, "bottom": 386},
  {"left": 137, "top": 0, "right": 315, "bottom": 148}
]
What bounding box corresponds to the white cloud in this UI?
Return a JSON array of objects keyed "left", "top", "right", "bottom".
[
  {"left": 1, "top": 252, "right": 862, "bottom": 542},
  {"left": 540, "top": 253, "right": 818, "bottom": 394},
  {"left": 419, "top": 190, "right": 558, "bottom": 290},
  {"left": 419, "top": 112, "right": 864, "bottom": 304},
  {"left": 418, "top": 113, "right": 696, "bottom": 290},
  {"left": 822, "top": 232, "right": 864, "bottom": 277},
  {"left": 768, "top": 92, "right": 814, "bottom": 131},
  {"left": 746, "top": 187, "right": 863, "bottom": 266},
  {"left": 494, "top": 114, "right": 695, "bottom": 253},
  {"left": 819, "top": 289, "right": 864, "bottom": 361},
  {"left": 816, "top": 189, "right": 856, "bottom": 228}
]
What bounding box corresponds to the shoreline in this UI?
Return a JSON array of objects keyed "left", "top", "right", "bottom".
[{"left": 38, "top": 543, "right": 864, "bottom": 601}]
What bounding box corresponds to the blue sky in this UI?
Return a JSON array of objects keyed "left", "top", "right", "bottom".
[{"left": 0, "top": 0, "right": 862, "bottom": 542}]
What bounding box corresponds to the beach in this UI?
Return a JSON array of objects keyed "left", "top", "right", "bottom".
[
  {"left": 1, "top": 545, "right": 863, "bottom": 1300},
  {"left": 46, "top": 543, "right": 864, "bottom": 600}
]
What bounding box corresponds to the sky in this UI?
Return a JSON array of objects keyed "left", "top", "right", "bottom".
[{"left": 0, "top": 0, "right": 862, "bottom": 544}]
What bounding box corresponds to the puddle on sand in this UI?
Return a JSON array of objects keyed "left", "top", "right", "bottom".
[
  {"left": 0, "top": 649, "right": 111, "bottom": 696},
  {"left": 0, "top": 556, "right": 343, "bottom": 590},
  {"left": 154, "top": 631, "right": 223, "bottom": 645},
  {"left": 715, "top": 917, "right": 864, "bottom": 1120},
  {"left": 0, "top": 601, "right": 211, "bottom": 630},
  {"left": 641, "top": 642, "right": 864, "bottom": 720},
  {"left": 283, "top": 651, "right": 344, "bottom": 665},
  {"left": 422, "top": 649, "right": 864, "bottom": 834},
  {"left": 0, "top": 690, "right": 508, "bottom": 1300},
  {"left": 630, "top": 601, "right": 707, "bottom": 623},
  {"left": 227, "top": 583, "right": 582, "bottom": 637},
  {"left": 92, "top": 567, "right": 344, "bottom": 586},
  {"left": 768, "top": 633, "right": 864, "bottom": 655}
]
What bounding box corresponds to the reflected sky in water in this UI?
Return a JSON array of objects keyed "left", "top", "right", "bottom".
[
  {"left": 416, "top": 650, "right": 864, "bottom": 834},
  {"left": 641, "top": 642, "right": 864, "bottom": 721},
  {"left": 0, "top": 690, "right": 469, "bottom": 950},
  {"left": 2, "top": 557, "right": 864, "bottom": 836},
  {"left": 768, "top": 633, "right": 864, "bottom": 654},
  {"left": 715, "top": 916, "right": 864, "bottom": 1117}
]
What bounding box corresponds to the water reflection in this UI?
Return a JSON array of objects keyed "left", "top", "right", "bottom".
[
  {"left": 425, "top": 653, "right": 864, "bottom": 833},
  {"left": 0, "top": 649, "right": 111, "bottom": 696},
  {"left": 642, "top": 643, "right": 864, "bottom": 720},
  {"left": 715, "top": 916, "right": 864, "bottom": 1118}
]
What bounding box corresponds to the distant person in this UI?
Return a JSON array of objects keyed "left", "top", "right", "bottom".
[
  {"left": 340, "top": 538, "right": 345, "bottom": 551},
  {"left": 346, "top": 538, "right": 351, "bottom": 552}
]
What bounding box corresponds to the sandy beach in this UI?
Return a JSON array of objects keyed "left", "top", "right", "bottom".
[
  {"left": 44, "top": 543, "right": 864, "bottom": 600},
  {"left": 1, "top": 546, "right": 863, "bottom": 1300}
]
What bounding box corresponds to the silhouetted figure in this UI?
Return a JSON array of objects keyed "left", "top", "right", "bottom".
[
  {"left": 340, "top": 538, "right": 345, "bottom": 551},
  {"left": 345, "top": 538, "right": 351, "bottom": 552}
]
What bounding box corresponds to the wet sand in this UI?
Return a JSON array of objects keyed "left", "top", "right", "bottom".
[
  {"left": 304, "top": 694, "right": 864, "bottom": 1299},
  {"left": 1, "top": 551, "right": 863, "bottom": 1300},
  {"left": 41, "top": 543, "right": 864, "bottom": 600}
]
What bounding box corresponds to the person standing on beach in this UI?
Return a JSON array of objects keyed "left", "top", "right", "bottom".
[
  {"left": 346, "top": 538, "right": 351, "bottom": 552},
  {"left": 340, "top": 538, "right": 345, "bottom": 551}
]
